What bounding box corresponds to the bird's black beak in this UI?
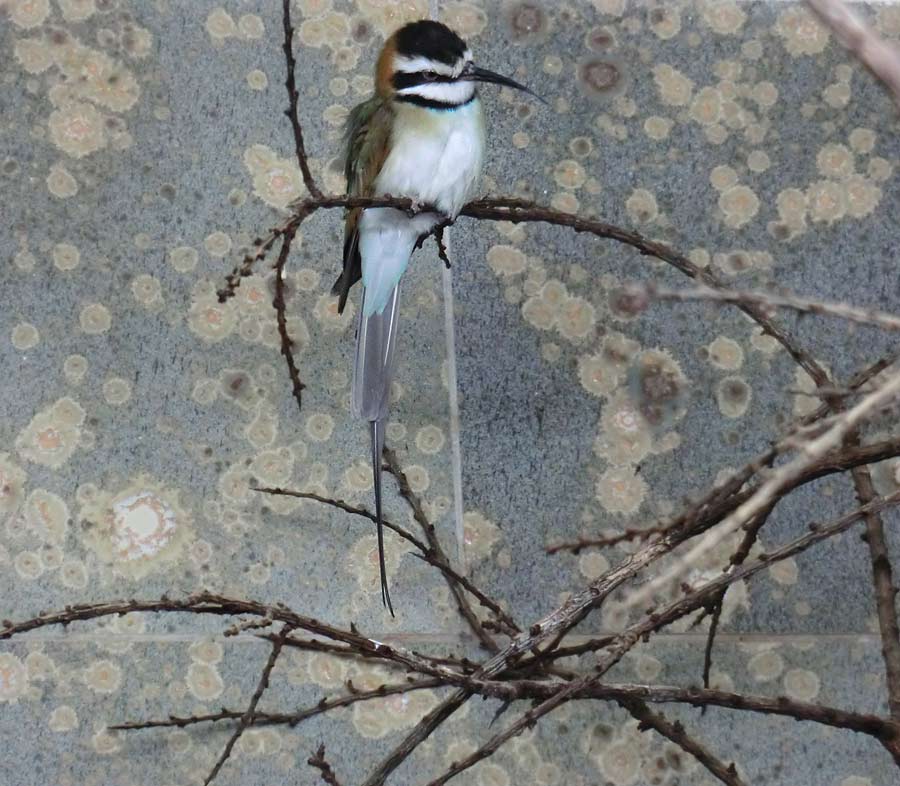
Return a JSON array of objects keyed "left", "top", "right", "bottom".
[{"left": 461, "top": 63, "right": 546, "bottom": 104}]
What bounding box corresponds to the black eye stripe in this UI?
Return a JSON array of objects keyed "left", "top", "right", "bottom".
[{"left": 392, "top": 71, "right": 456, "bottom": 90}]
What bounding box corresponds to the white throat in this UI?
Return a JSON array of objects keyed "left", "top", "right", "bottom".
[{"left": 397, "top": 79, "right": 476, "bottom": 107}]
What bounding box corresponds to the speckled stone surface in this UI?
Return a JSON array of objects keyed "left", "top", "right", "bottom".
[{"left": 2, "top": 1, "right": 900, "bottom": 784}]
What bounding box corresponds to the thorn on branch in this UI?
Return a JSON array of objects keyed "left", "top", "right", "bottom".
[{"left": 308, "top": 744, "right": 343, "bottom": 786}]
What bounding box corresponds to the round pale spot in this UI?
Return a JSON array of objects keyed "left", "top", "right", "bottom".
[
  {"left": 625, "top": 188, "right": 658, "bottom": 223},
  {"left": 48, "top": 102, "right": 107, "bottom": 158},
  {"left": 716, "top": 375, "right": 752, "bottom": 418},
  {"left": 752, "top": 82, "right": 778, "bottom": 107},
  {"left": 323, "top": 104, "right": 349, "bottom": 127},
  {"left": 131, "top": 274, "right": 161, "bottom": 305},
  {"left": 543, "top": 55, "right": 563, "bottom": 75},
  {"left": 748, "top": 649, "right": 784, "bottom": 682},
  {"left": 487, "top": 244, "right": 527, "bottom": 276},
  {"left": 578, "top": 550, "right": 609, "bottom": 579},
  {"left": 553, "top": 159, "right": 586, "bottom": 189},
  {"left": 11, "top": 323, "right": 39, "bottom": 350},
  {"left": 719, "top": 184, "right": 760, "bottom": 228},
  {"left": 415, "top": 425, "right": 445, "bottom": 455},
  {"left": 691, "top": 86, "right": 722, "bottom": 125},
  {"left": 305, "top": 413, "right": 334, "bottom": 442},
  {"left": 204, "top": 231, "right": 232, "bottom": 258},
  {"left": 102, "top": 377, "right": 131, "bottom": 405},
  {"left": 48, "top": 705, "right": 78, "bottom": 732},
  {"left": 47, "top": 165, "right": 78, "bottom": 198},
  {"left": 53, "top": 243, "right": 80, "bottom": 271},
  {"left": 629, "top": 654, "right": 660, "bottom": 682},
  {"left": 14, "top": 37, "right": 52, "bottom": 72},
  {"left": 9, "top": 0, "right": 50, "bottom": 28},
  {"left": 84, "top": 659, "right": 122, "bottom": 694},
  {"left": 79, "top": 303, "right": 111, "bottom": 334},
  {"left": 783, "top": 668, "right": 820, "bottom": 701},
  {"left": 63, "top": 354, "right": 88, "bottom": 383},
  {"left": 747, "top": 150, "right": 770, "bottom": 172},
  {"left": 14, "top": 551, "right": 43, "bottom": 580},
  {"left": 0, "top": 653, "right": 29, "bottom": 702},
  {"left": 58, "top": 0, "right": 95, "bottom": 22},
  {"left": 703, "top": 1, "right": 746, "bottom": 35},
  {"left": 650, "top": 6, "right": 681, "bottom": 39},
  {"left": 707, "top": 336, "right": 743, "bottom": 370},
  {"left": 643, "top": 115, "right": 672, "bottom": 140},
  {"left": 187, "top": 662, "right": 224, "bottom": 700},
  {"left": 206, "top": 8, "right": 236, "bottom": 39},
  {"left": 816, "top": 143, "right": 854, "bottom": 178},
  {"left": 601, "top": 741, "right": 640, "bottom": 784},
  {"left": 596, "top": 466, "right": 646, "bottom": 515},
  {"left": 13, "top": 251, "right": 36, "bottom": 272},
  {"left": 868, "top": 157, "right": 893, "bottom": 182},
  {"left": 689, "top": 248, "right": 710, "bottom": 268},
  {"left": 238, "top": 13, "right": 264, "bottom": 39},
  {"left": 769, "top": 557, "right": 798, "bottom": 585},
  {"left": 551, "top": 192, "right": 579, "bottom": 213},
  {"left": 823, "top": 81, "right": 851, "bottom": 108},
  {"left": 710, "top": 165, "right": 738, "bottom": 191},
  {"left": 776, "top": 7, "right": 830, "bottom": 57},
  {"left": 246, "top": 69, "right": 268, "bottom": 90},
  {"left": 169, "top": 245, "right": 198, "bottom": 273},
  {"left": 512, "top": 131, "right": 530, "bottom": 149},
  {"left": 653, "top": 63, "right": 694, "bottom": 106},
  {"left": 807, "top": 180, "right": 846, "bottom": 223},
  {"left": 742, "top": 39, "right": 763, "bottom": 60},
  {"left": 849, "top": 128, "right": 876, "bottom": 154}
]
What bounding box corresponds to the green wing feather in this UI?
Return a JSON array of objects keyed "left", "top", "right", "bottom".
[{"left": 333, "top": 97, "right": 393, "bottom": 313}]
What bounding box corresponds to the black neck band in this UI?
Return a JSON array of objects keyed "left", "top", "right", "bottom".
[{"left": 396, "top": 92, "right": 476, "bottom": 111}]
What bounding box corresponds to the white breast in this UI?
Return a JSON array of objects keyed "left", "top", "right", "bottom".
[{"left": 375, "top": 98, "right": 485, "bottom": 218}]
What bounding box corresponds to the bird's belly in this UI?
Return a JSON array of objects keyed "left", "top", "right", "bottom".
[{"left": 376, "top": 100, "right": 484, "bottom": 217}]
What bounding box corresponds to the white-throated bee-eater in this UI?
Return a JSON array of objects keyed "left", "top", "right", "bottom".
[{"left": 331, "top": 20, "right": 540, "bottom": 614}]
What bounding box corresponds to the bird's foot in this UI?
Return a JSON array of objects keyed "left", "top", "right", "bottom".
[{"left": 405, "top": 198, "right": 425, "bottom": 218}]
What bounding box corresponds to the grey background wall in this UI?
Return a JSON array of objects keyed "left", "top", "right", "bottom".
[{"left": 1, "top": 1, "right": 899, "bottom": 784}]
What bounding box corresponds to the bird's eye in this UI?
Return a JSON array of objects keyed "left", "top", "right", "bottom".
[{"left": 422, "top": 71, "right": 438, "bottom": 81}]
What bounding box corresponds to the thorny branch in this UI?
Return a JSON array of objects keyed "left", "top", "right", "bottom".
[
  {"left": 808, "top": 0, "right": 900, "bottom": 107},
  {"left": 383, "top": 446, "right": 515, "bottom": 650},
  {"left": 253, "top": 484, "right": 517, "bottom": 635},
  {"left": 203, "top": 624, "right": 293, "bottom": 785},
  {"left": 618, "top": 698, "right": 745, "bottom": 786},
  {"left": 309, "top": 744, "right": 344, "bottom": 786},
  {"left": 11, "top": 1, "right": 900, "bottom": 784}
]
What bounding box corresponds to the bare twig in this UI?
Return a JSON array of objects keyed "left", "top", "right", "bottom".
[
  {"left": 272, "top": 229, "right": 305, "bottom": 413},
  {"left": 282, "top": 0, "right": 323, "bottom": 197},
  {"left": 636, "top": 282, "right": 900, "bottom": 333},
  {"left": 627, "top": 370, "right": 900, "bottom": 610},
  {"left": 203, "top": 624, "right": 293, "bottom": 785},
  {"left": 477, "top": 681, "right": 900, "bottom": 744},
  {"left": 808, "top": 0, "right": 900, "bottom": 106},
  {"left": 383, "top": 447, "right": 515, "bottom": 648},
  {"left": 852, "top": 460, "right": 900, "bottom": 719},
  {"left": 620, "top": 698, "right": 745, "bottom": 786},
  {"left": 253, "top": 485, "right": 517, "bottom": 634},
  {"left": 308, "top": 744, "right": 343, "bottom": 786},
  {"left": 112, "top": 678, "right": 442, "bottom": 731}
]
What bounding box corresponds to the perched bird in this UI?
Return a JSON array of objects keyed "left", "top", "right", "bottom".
[{"left": 332, "top": 20, "right": 540, "bottom": 614}]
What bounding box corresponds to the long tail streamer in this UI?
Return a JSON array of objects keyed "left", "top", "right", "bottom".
[{"left": 352, "top": 284, "right": 401, "bottom": 615}]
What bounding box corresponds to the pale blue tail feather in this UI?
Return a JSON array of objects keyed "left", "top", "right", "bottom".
[
  {"left": 370, "top": 419, "right": 393, "bottom": 615},
  {"left": 359, "top": 207, "right": 438, "bottom": 316},
  {"left": 354, "top": 207, "right": 439, "bottom": 614},
  {"left": 353, "top": 283, "right": 401, "bottom": 615}
]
